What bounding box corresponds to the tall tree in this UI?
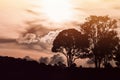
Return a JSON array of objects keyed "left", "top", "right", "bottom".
[
  {"left": 81, "top": 15, "right": 119, "bottom": 68},
  {"left": 51, "top": 29, "right": 90, "bottom": 67}
]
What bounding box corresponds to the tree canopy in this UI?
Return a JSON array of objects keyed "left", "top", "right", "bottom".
[
  {"left": 52, "top": 29, "right": 90, "bottom": 67},
  {"left": 81, "top": 15, "right": 119, "bottom": 68}
]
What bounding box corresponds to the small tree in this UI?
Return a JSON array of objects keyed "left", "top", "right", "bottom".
[
  {"left": 50, "top": 54, "right": 65, "bottom": 66},
  {"left": 52, "top": 29, "right": 90, "bottom": 67},
  {"left": 81, "top": 15, "right": 119, "bottom": 68},
  {"left": 39, "top": 57, "right": 49, "bottom": 65}
]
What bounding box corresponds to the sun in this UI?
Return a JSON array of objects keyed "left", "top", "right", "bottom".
[{"left": 41, "top": 0, "right": 73, "bottom": 23}]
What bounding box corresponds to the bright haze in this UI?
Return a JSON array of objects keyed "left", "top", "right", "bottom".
[{"left": 0, "top": 0, "right": 120, "bottom": 67}]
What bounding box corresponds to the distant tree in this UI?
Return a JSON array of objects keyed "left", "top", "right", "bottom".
[
  {"left": 81, "top": 15, "right": 119, "bottom": 68},
  {"left": 52, "top": 29, "right": 90, "bottom": 67},
  {"left": 50, "top": 54, "right": 65, "bottom": 66},
  {"left": 23, "top": 56, "right": 33, "bottom": 61},
  {"left": 39, "top": 57, "right": 49, "bottom": 65}
]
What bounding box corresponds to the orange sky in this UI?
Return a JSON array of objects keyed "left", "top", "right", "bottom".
[{"left": 0, "top": 0, "right": 120, "bottom": 39}]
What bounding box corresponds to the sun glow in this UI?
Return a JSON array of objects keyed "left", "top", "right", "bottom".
[{"left": 41, "top": 0, "right": 74, "bottom": 23}]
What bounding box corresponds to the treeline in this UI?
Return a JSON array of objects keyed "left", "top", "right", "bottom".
[{"left": 0, "top": 56, "right": 119, "bottom": 80}]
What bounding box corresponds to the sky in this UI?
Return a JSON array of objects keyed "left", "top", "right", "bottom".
[
  {"left": 0, "top": 0, "right": 120, "bottom": 67},
  {"left": 0, "top": 0, "right": 120, "bottom": 39}
]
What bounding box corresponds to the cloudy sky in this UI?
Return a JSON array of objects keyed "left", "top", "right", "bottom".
[
  {"left": 0, "top": 0, "right": 120, "bottom": 67},
  {"left": 0, "top": 0, "right": 120, "bottom": 39}
]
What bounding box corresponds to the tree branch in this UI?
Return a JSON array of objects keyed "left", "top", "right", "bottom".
[{"left": 73, "top": 57, "right": 79, "bottom": 62}]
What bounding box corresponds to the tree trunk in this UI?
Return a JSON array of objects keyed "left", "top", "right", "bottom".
[
  {"left": 67, "top": 54, "right": 73, "bottom": 67},
  {"left": 94, "top": 55, "right": 101, "bottom": 68},
  {"left": 66, "top": 50, "right": 73, "bottom": 67},
  {"left": 66, "top": 56, "right": 70, "bottom": 67},
  {"left": 95, "top": 56, "right": 98, "bottom": 68},
  {"left": 98, "top": 59, "right": 101, "bottom": 68},
  {"left": 104, "top": 57, "right": 107, "bottom": 68}
]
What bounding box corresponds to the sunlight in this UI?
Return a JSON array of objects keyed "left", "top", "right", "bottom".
[{"left": 41, "top": 0, "right": 74, "bottom": 23}]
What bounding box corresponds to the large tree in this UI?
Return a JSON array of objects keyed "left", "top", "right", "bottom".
[
  {"left": 51, "top": 29, "right": 90, "bottom": 67},
  {"left": 81, "top": 15, "right": 119, "bottom": 68}
]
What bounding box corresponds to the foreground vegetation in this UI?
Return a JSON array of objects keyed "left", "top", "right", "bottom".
[{"left": 0, "top": 56, "right": 119, "bottom": 80}]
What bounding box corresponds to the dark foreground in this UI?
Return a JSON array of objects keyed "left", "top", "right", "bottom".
[{"left": 0, "top": 56, "right": 119, "bottom": 80}]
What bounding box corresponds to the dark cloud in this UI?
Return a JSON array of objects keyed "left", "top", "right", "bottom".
[
  {"left": 25, "top": 9, "right": 40, "bottom": 15},
  {"left": 0, "top": 39, "right": 16, "bottom": 43},
  {"left": 21, "top": 20, "right": 57, "bottom": 37}
]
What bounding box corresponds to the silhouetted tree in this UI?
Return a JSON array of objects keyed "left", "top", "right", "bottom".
[
  {"left": 39, "top": 57, "right": 49, "bottom": 65},
  {"left": 23, "top": 56, "right": 33, "bottom": 61},
  {"left": 114, "top": 44, "right": 120, "bottom": 68},
  {"left": 52, "top": 29, "right": 90, "bottom": 67},
  {"left": 96, "top": 30, "right": 119, "bottom": 68},
  {"left": 81, "top": 15, "right": 119, "bottom": 68},
  {"left": 50, "top": 54, "right": 65, "bottom": 66}
]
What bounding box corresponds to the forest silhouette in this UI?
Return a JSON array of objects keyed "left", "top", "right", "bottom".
[{"left": 0, "top": 55, "right": 119, "bottom": 80}]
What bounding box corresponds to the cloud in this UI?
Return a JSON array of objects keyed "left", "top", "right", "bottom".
[
  {"left": 0, "top": 48, "right": 51, "bottom": 60},
  {"left": 17, "top": 28, "right": 60, "bottom": 52},
  {"left": 0, "top": 0, "right": 120, "bottom": 39},
  {"left": 73, "top": 0, "right": 120, "bottom": 9},
  {"left": 0, "top": 39, "right": 16, "bottom": 43},
  {"left": 22, "top": 20, "right": 56, "bottom": 36},
  {"left": 40, "top": 30, "right": 60, "bottom": 44},
  {"left": 73, "top": 0, "right": 120, "bottom": 19},
  {"left": 0, "top": 25, "right": 23, "bottom": 39}
]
